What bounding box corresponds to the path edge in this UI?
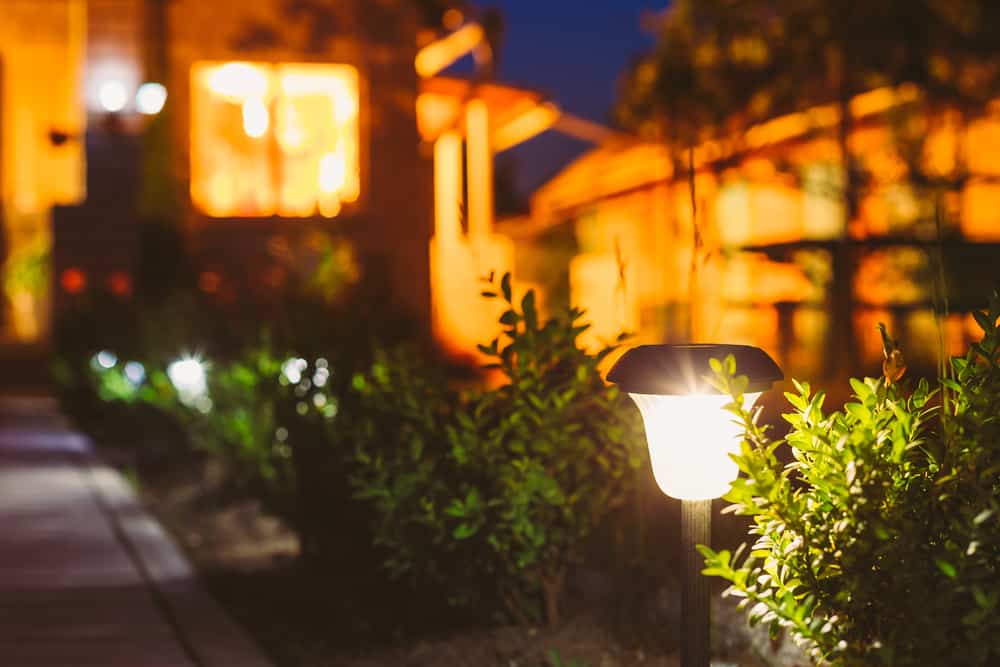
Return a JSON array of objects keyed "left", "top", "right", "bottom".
[{"left": 84, "top": 453, "right": 275, "bottom": 667}]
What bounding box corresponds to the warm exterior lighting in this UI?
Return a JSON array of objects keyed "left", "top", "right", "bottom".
[
  {"left": 466, "top": 98, "right": 493, "bottom": 239},
  {"left": 629, "top": 392, "right": 760, "bottom": 499},
  {"left": 492, "top": 103, "right": 560, "bottom": 152},
  {"left": 204, "top": 62, "right": 270, "bottom": 100},
  {"left": 608, "top": 343, "right": 781, "bottom": 667},
  {"left": 433, "top": 131, "right": 463, "bottom": 240},
  {"left": 135, "top": 82, "right": 167, "bottom": 115},
  {"left": 97, "top": 80, "right": 128, "bottom": 112},
  {"left": 190, "top": 62, "right": 359, "bottom": 218},
  {"left": 608, "top": 344, "right": 781, "bottom": 500},
  {"left": 414, "top": 22, "right": 485, "bottom": 78}
]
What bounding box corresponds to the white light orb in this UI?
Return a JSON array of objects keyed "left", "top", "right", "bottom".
[
  {"left": 167, "top": 356, "right": 208, "bottom": 405},
  {"left": 281, "top": 358, "right": 308, "bottom": 384},
  {"left": 123, "top": 361, "right": 146, "bottom": 386},
  {"left": 135, "top": 82, "right": 167, "bottom": 115},
  {"left": 93, "top": 350, "right": 118, "bottom": 370},
  {"left": 98, "top": 80, "right": 129, "bottom": 113}
]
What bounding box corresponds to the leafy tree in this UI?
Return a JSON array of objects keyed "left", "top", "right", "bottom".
[
  {"left": 619, "top": 0, "right": 1000, "bottom": 149},
  {"left": 617, "top": 0, "right": 1000, "bottom": 374},
  {"left": 700, "top": 292, "right": 1000, "bottom": 666}
]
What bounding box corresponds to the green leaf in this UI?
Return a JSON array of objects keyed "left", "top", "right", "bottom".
[
  {"left": 500, "top": 272, "right": 513, "bottom": 302},
  {"left": 973, "top": 509, "right": 994, "bottom": 525},
  {"left": 499, "top": 310, "right": 519, "bottom": 326},
  {"left": 453, "top": 523, "right": 477, "bottom": 539},
  {"left": 521, "top": 290, "right": 537, "bottom": 330},
  {"left": 935, "top": 559, "right": 958, "bottom": 579}
]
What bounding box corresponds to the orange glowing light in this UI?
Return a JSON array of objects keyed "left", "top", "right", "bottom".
[
  {"left": 191, "top": 62, "right": 360, "bottom": 218},
  {"left": 415, "top": 23, "right": 485, "bottom": 78},
  {"left": 492, "top": 103, "right": 560, "bottom": 152},
  {"left": 466, "top": 98, "right": 493, "bottom": 239},
  {"left": 60, "top": 268, "right": 86, "bottom": 294}
]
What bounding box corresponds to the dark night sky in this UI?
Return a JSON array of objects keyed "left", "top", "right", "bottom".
[{"left": 468, "top": 0, "right": 666, "bottom": 200}]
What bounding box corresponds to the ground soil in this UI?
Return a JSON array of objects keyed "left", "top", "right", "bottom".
[{"left": 127, "top": 449, "right": 809, "bottom": 667}]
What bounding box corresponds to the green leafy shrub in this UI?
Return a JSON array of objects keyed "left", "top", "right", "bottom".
[
  {"left": 353, "top": 274, "right": 644, "bottom": 625},
  {"left": 700, "top": 293, "right": 1000, "bottom": 666}
]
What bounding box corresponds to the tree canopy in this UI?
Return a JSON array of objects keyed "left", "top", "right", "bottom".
[{"left": 617, "top": 0, "right": 1000, "bottom": 145}]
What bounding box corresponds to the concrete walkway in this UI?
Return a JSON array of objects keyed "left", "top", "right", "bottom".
[{"left": 0, "top": 396, "right": 273, "bottom": 667}]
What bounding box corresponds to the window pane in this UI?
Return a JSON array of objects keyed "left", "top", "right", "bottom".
[
  {"left": 275, "top": 64, "right": 360, "bottom": 218},
  {"left": 190, "top": 61, "right": 360, "bottom": 219},
  {"left": 191, "top": 62, "right": 277, "bottom": 217}
]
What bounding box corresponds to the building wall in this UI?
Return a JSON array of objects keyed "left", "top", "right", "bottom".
[
  {"left": 165, "top": 0, "right": 433, "bottom": 328},
  {"left": 0, "top": 0, "right": 86, "bottom": 341},
  {"left": 526, "top": 101, "right": 1000, "bottom": 383}
]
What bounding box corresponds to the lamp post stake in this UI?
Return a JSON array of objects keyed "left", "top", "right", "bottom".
[
  {"left": 681, "top": 499, "right": 712, "bottom": 667},
  {"left": 605, "top": 344, "right": 783, "bottom": 667}
]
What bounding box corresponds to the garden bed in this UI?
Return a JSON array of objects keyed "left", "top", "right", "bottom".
[{"left": 126, "top": 448, "right": 805, "bottom": 667}]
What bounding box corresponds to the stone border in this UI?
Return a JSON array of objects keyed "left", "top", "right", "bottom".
[{"left": 85, "top": 459, "right": 274, "bottom": 667}]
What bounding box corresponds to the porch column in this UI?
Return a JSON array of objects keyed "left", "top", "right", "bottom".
[
  {"left": 465, "top": 98, "right": 493, "bottom": 241},
  {"left": 433, "top": 130, "right": 463, "bottom": 241}
]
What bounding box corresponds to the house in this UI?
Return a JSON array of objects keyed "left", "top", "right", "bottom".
[
  {"left": 510, "top": 84, "right": 1000, "bottom": 381},
  {"left": 0, "top": 0, "right": 581, "bottom": 362}
]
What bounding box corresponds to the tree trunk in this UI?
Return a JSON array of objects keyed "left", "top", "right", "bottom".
[
  {"left": 541, "top": 567, "right": 566, "bottom": 627},
  {"left": 830, "top": 80, "right": 858, "bottom": 380}
]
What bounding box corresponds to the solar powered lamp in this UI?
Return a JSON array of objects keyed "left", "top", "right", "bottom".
[{"left": 607, "top": 344, "right": 782, "bottom": 667}]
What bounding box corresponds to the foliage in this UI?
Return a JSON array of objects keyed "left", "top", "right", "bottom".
[
  {"left": 4, "top": 243, "right": 50, "bottom": 295},
  {"left": 546, "top": 649, "right": 587, "bottom": 667},
  {"left": 87, "top": 339, "right": 290, "bottom": 499},
  {"left": 700, "top": 293, "right": 1000, "bottom": 666},
  {"left": 181, "top": 344, "right": 288, "bottom": 497},
  {"left": 353, "top": 273, "right": 644, "bottom": 625},
  {"left": 618, "top": 0, "right": 1000, "bottom": 145}
]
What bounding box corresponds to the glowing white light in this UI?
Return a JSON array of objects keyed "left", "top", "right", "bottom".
[
  {"left": 93, "top": 350, "right": 118, "bottom": 370},
  {"left": 123, "top": 361, "right": 146, "bottom": 385},
  {"left": 628, "top": 392, "right": 761, "bottom": 500},
  {"left": 206, "top": 62, "right": 270, "bottom": 100},
  {"left": 135, "top": 82, "right": 167, "bottom": 115},
  {"left": 282, "top": 358, "right": 308, "bottom": 384},
  {"left": 167, "top": 356, "right": 208, "bottom": 406},
  {"left": 242, "top": 99, "right": 269, "bottom": 138},
  {"left": 312, "top": 393, "right": 327, "bottom": 408},
  {"left": 318, "top": 152, "right": 346, "bottom": 194},
  {"left": 98, "top": 81, "right": 129, "bottom": 113},
  {"left": 313, "top": 366, "right": 329, "bottom": 387}
]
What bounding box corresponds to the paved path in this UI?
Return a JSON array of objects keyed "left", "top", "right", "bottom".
[{"left": 0, "top": 396, "right": 273, "bottom": 667}]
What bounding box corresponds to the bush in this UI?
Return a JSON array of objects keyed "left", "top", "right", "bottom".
[
  {"left": 352, "top": 274, "right": 645, "bottom": 625},
  {"left": 700, "top": 292, "right": 1000, "bottom": 666}
]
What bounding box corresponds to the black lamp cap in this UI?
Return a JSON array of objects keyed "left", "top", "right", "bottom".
[{"left": 606, "top": 343, "right": 782, "bottom": 395}]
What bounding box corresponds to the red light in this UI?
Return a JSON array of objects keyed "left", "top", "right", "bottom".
[
  {"left": 107, "top": 272, "right": 133, "bottom": 297},
  {"left": 60, "top": 268, "right": 87, "bottom": 294},
  {"left": 198, "top": 271, "right": 221, "bottom": 293}
]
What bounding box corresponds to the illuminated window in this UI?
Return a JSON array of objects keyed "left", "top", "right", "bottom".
[{"left": 191, "top": 62, "right": 360, "bottom": 218}]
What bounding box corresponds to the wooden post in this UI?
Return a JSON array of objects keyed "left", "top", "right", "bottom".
[{"left": 681, "top": 499, "right": 712, "bottom": 667}]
